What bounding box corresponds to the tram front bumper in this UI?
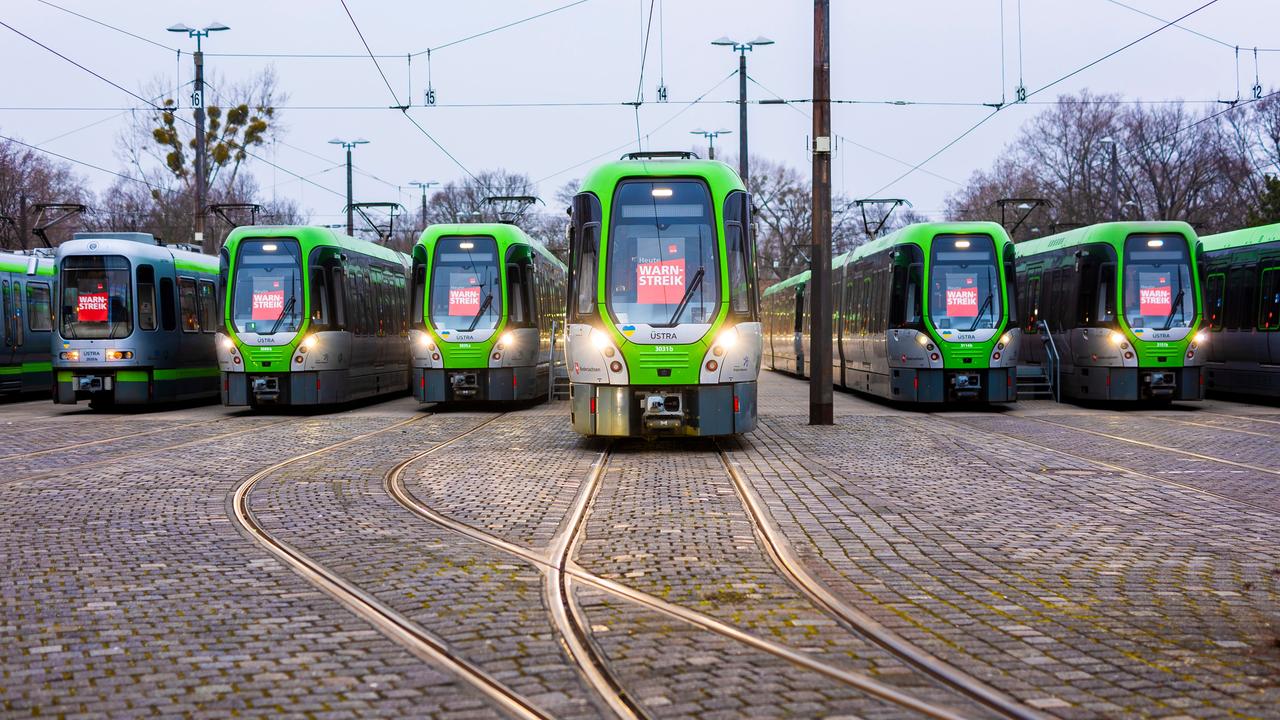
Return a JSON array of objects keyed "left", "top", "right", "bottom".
[
  {"left": 570, "top": 382, "right": 757, "bottom": 437},
  {"left": 413, "top": 367, "right": 539, "bottom": 403},
  {"left": 55, "top": 369, "right": 151, "bottom": 405}
]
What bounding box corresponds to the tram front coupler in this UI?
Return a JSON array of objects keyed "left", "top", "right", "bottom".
[
  {"left": 949, "top": 371, "right": 982, "bottom": 399},
  {"left": 641, "top": 391, "right": 684, "bottom": 431},
  {"left": 449, "top": 371, "right": 479, "bottom": 399}
]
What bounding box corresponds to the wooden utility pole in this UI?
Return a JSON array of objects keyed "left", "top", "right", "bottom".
[{"left": 809, "top": 0, "right": 834, "bottom": 425}]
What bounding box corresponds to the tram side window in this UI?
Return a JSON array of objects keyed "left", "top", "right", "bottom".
[
  {"left": 1002, "top": 246, "right": 1018, "bottom": 327},
  {"left": 198, "top": 280, "right": 217, "bottom": 334},
  {"left": 26, "top": 282, "right": 51, "bottom": 332},
  {"left": 218, "top": 249, "right": 229, "bottom": 333},
  {"left": 1260, "top": 268, "right": 1280, "bottom": 330},
  {"left": 411, "top": 262, "right": 426, "bottom": 329},
  {"left": 310, "top": 266, "right": 330, "bottom": 330},
  {"left": 792, "top": 286, "right": 805, "bottom": 334},
  {"left": 1024, "top": 276, "right": 1041, "bottom": 332},
  {"left": 1097, "top": 263, "right": 1116, "bottom": 325},
  {"left": 331, "top": 266, "right": 347, "bottom": 330},
  {"left": 137, "top": 265, "right": 157, "bottom": 331},
  {"left": 159, "top": 278, "right": 176, "bottom": 331},
  {"left": 724, "top": 191, "right": 755, "bottom": 319},
  {"left": 1, "top": 280, "right": 9, "bottom": 346},
  {"left": 1204, "top": 273, "right": 1224, "bottom": 330},
  {"left": 574, "top": 225, "right": 598, "bottom": 319},
  {"left": 178, "top": 278, "right": 199, "bottom": 333},
  {"left": 1226, "top": 266, "right": 1258, "bottom": 330}
]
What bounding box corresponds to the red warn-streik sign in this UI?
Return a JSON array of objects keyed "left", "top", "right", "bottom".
[
  {"left": 251, "top": 289, "right": 285, "bottom": 320},
  {"left": 636, "top": 258, "right": 685, "bottom": 304},
  {"left": 945, "top": 286, "right": 979, "bottom": 317},
  {"left": 1140, "top": 285, "right": 1172, "bottom": 316},
  {"left": 78, "top": 292, "right": 109, "bottom": 322},
  {"left": 448, "top": 286, "right": 482, "bottom": 316}
]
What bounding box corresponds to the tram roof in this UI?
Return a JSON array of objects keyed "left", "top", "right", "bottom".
[
  {"left": 579, "top": 158, "right": 745, "bottom": 195},
  {"left": 839, "top": 221, "right": 1010, "bottom": 268},
  {"left": 417, "top": 223, "right": 565, "bottom": 270},
  {"left": 1199, "top": 222, "right": 1280, "bottom": 252},
  {"left": 223, "top": 225, "right": 409, "bottom": 264},
  {"left": 1016, "top": 221, "right": 1197, "bottom": 256}
]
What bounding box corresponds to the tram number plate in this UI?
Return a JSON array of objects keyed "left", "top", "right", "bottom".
[{"left": 80, "top": 349, "right": 103, "bottom": 362}]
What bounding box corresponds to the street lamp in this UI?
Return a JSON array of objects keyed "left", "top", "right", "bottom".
[
  {"left": 329, "top": 138, "right": 369, "bottom": 236},
  {"left": 689, "top": 129, "right": 732, "bottom": 160},
  {"left": 711, "top": 35, "right": 773, "bottom": 189},
  {"left": 409, "top": 180, "right": 439, "bottom": 225},
  {"left": 167, "top": 21, "right": 230, "bottom": 252},
  {"left": 1099, "top": 136, "right": 1120, "bottom": 220}
]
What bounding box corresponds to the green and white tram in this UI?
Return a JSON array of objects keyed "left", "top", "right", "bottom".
[
  {"left": 763, "top": 222, "right": 1020, "bottom": 403},
  {"left": 1198, "top": 222, "right": 1280, "bottom": 397},
  {"left": 1, "top": 250, "right": 55, "bottom": 396},
  {"left": 565, "top": 152, "right": 762, "bottom": 437},
  {"left": 409, "top": 223, "right": 566, "bottom": 403},
  {"left": 218, "top": 226, "right": 411, "bottom": 407},
  {"left": 1015, "top": 221, "right": 1205, "bottom": 402}
]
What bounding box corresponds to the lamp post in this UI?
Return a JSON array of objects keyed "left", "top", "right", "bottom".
[
  {"left": 689, "top": 129, "right": 732, "bottom": 160},
  {"left": 711, "top": 35, "right": 773, "bottom": 188},
  {"left": 329, "top": 138, "right": 369, "bottom": 235},
  {"left": 167, "top": 21, "right": 229, "bottom": 252},
  {"left": 409, "top": 180, "right": 439, "bottom": 227},
  {"left": 1099, "top": 136, "right": 1120, "bottom": 221}
]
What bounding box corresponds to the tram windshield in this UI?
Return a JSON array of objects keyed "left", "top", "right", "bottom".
[
  {"left": 927, "top": 235, "right": 1002, "bottom": 332},
  {"left": 59, "top": 255, "right": 132, "bottom": 339},
  {"left": 606, "top": 179, "right": 720, "bottom": 326},
  {"left": 1122, "top": 234, "right": 1195, "bottom": 330},
  {"left": 429, "top": 235, "right": 501, "bottom": 332},
  {"left": 230, "top": 239, "right": 303, "bottom": 334}
]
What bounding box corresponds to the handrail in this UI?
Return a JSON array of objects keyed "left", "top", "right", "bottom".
[
  {"left": 1037, "top": 319, "right": 1061, "bottom": 403},
  {"left": 547, "top": 320, "right": 558, "bottom": 402}
]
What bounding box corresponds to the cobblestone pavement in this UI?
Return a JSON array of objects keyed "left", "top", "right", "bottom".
[{"left": 2, "top": 376, "right": 1279, "bottom": 719}]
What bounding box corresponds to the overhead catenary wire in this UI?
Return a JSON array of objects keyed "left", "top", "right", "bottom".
[
  {"left": 869, "top": 0, "right": 1226, "bottom": 195},
  {"left": 1101, "top": 0, "right": 1280, "bottom": 52},
  {"left": 0, "top": 132, "right": 170, "bottom": 194},
  {"left": 338, "top": 0, "right": 483, "bottom": 187},
  {"left": 0, "top": 19, "right": 346, "bottom": 200}
]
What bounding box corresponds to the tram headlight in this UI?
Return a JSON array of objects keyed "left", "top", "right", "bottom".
[
  {"left": 713, "top": 326, "right": 739, "bottom": 356},
  {"left": 999, "top": 331, "right": 1012, "bottom": 348},
  {"left": 1108, "top": 330, "right": 1125, "bottom": 345},
  {"left": 300, "top": 335, "right": 318, "bottom": 352},
  {"left": 499, "top": 331, "right": 515, "bottom": 348},
  {"left": 915, "top": 334, "right": 930, "bottom": 346},
  {"left": 105, "top": 350, "right": 133, "bottom": 361},
  {"left": 590, "top": 328, "right": 612, "bottom": 351},
  {"left": 1193, "top": 330, "right": 1208, "bottom": 346},
  {"left": 220, "top": 336, "right": 236, "bottom": 352},
  {"left": 59, "top": 350, "right": 79, "bottom": 361}
]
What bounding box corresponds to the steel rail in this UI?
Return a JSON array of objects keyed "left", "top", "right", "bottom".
[
  {"left": 0, "top": 415, "right": 219, "bottom": 461},
  {"left": 932, "top": 414, "right": 1280, "bottom": 517},
  {"left": 231, "top": 414, "right": 552, "bottom": 720},
  {"left": 715, "top": 445, "right": 1048, "bottom": 720},
  {"left": 388, "top": 439, "right": 973, "bottom": 720},
  {"left": 1023, "top": 416, "right": 1280, "bottom": 478},
  {"left": 2, "top": 418, "right": 294, "bottom": 485}
]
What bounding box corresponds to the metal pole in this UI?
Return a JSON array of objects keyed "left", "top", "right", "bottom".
[
  {"left": 810, "top": 0, "right": 834, "bottom": 426},
  {"left": 738, "top": 50, "right": 749, "bottom": 186},
  {"left": 708, "top": 135, "right": 715, "bottom": 160},
  {"left": 193, "top": 47, "right": 207, "bottom": 251},
  {"left": 345, "top": 146, "right": 354, "bottom": 236},
  {"left": 1110, "top": 143, "right": 1120, "bottom": 220},
  {"left": 420, "top": 186, "right": 428, "bottom": 223}
]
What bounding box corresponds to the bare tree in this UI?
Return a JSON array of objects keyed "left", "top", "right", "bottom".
[{"left": 0, "top": 135, "right": 92, "bottom": 249}]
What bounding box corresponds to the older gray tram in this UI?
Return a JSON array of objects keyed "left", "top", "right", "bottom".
[
  {"left": 53, "top": 233, "right": 220, "bottom": 407},
  {"left": 0, "top": 250, "right": 56, "bottom": 396}
]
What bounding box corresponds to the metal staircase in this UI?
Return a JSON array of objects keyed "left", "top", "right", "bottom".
[
  {"left": 548, "top": 322, "right": 571, "bottom": 401},
  {"left": 1016, "top": 320, "right": 1061, "bottom": 401}
]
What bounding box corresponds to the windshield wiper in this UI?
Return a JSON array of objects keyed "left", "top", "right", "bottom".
[
  {"left": 465, "top": 293, "right": 494, "bottom": 332},
  {"left": 965, "top": 293, "right": 994, "bottom": 332},
  {"left": 665, "top": 267, "right": 706, "bottom": 326},
  {"left": 1159, "top": 288, "right": 1185, "bottom": 330},
  {"left": 268, "top": 295, "right": 296, "bottom": 335}
]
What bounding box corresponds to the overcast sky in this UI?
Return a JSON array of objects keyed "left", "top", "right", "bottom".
[{"left": 3, "top": 0, "right": 1279, "bottom": 225}]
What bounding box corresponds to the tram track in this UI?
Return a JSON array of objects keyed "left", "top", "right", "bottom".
[
  {"left": 713, "top": 442, "right": 1047, "bottom": 720},
  {"left": 1, "top": 417, "right": 295, "bottom": 486},
  {"left": 390, "top": 435, "right": 1010, "bottom": 720},
  {"left": 231, "top": 413, "right": 554, "bottom": 720},
  {"left": 0, "top": 415, "right": 220, "bottom": 461},
  {"left": 930, "top": 414, "right": 1280, "bottom": 517}
]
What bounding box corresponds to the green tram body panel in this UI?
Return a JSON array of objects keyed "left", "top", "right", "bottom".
[
  {"left": 565, "top": 157, "right": 763, "bottom": 436},
  {"left": 0, "top": 252, "right": 56, "bottom": 396},
  {"left": 762, "top": 221, "right": 1020, "bottom": 404},
  {"left": 410, "top": 223, "right": 567, "bottom": 403},
  {"left": 219, "top": 225, "right": 412, "bottom": 406},
  {"left": 1014, "top": 221, "right": 1205, "bottom": 401},
  {"left": 1197, "top": 222, "right": 1280, "bottom": 397}
]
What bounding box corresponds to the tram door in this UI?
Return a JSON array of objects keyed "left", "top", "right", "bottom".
[
  {"left": 1262, "top": 264, "right": 1280, "bottom": 365},
  {"left": 1, "top": 280, "right": 11, "bottom": 371}
]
